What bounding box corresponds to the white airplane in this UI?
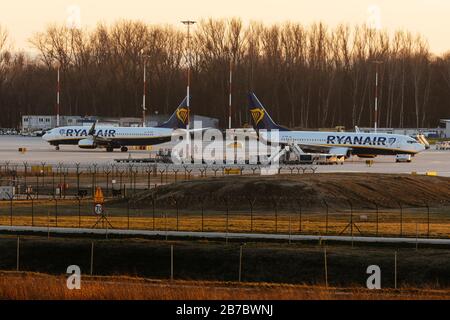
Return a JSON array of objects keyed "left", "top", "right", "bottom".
[
  {"left": 247, "top": 93, "right": 426, "bottom": 158},
  {"left": 43, "top": 97, "right": 191, "bottom": 152}
]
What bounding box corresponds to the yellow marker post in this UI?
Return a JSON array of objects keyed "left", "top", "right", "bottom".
[{"left": 92, "top": 187, "right": 112, "bottom": 229}]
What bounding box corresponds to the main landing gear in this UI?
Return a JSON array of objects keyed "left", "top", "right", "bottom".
[
  {"left": 106, "top": 146, "right": 114, "bottom": 152},
  {"left": 55, "top": 146, "right": 60, "bottom": 151},
  {"left": 120, "top": 146, "right": 128, "bottom": 152}
]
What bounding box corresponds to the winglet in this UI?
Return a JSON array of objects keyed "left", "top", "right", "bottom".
[{"left": 88, "top": 121, "right": 97, "bottom": 136}]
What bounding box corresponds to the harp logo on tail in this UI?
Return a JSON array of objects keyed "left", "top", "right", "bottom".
[
  {"left": 176, "top": 108, "right": 189, "bottom": 124},
  {"left": 250, "top": 108, "right": 265, "bottom": 126}
]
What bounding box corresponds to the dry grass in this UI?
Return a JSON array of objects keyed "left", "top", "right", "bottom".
[{"left": 0, "top": 271, "right": 448, "bottom": 300}]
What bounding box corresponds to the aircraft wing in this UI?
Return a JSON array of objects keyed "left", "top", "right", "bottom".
[
  {"left": 293, "top": 143, "right": 350, "bottom": 156},
  {"left": 171, "top": 127, "right": 212, "bottom": 136}
]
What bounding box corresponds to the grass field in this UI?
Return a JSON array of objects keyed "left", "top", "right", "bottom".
[
  {"left": 0, "top": 271, "right": 448, "bottom": 300},
  {"left": 1, "top": 202, "right": 449, "bottom": 239}
]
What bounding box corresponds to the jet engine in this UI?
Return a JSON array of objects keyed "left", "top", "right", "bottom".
[{"left": 78, "top": 138, "right": 97, "bottom": 149}]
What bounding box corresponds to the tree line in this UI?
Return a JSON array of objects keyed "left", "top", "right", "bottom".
[{"left": 0, "top": 19, "right": 449, "bottom": 129}]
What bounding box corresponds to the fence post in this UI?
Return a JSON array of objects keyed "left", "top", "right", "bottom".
[
  {"left": 170, "top": 245, "right": 174, "bottom": 281},
  {"left": 146, "top": 167, "right": 151, "bottom": 189},
  {"left": 226, "top": 198, "right": 229, "bottom": 244},
  {"left": 54, "top": 198, "right": 58, "bottom": 227},
  {"left": 52, "top": 172, "right": 55, "bottom": 196},
  {"left": 75, "top": 163, "right": 81, "bottom": 194},
  {"left": 152, "top": 197, "right": 156, "bottom": 231},
  {"left": 23, "top": 162, "right": 28, "bottom": 188},
  {"left": 248, "top": 197, "right": 255, "bottom": 233},
  {"left": 16, "top": 236, "right": 20, "bottom": 271},
  {"left": 9, "top": 194, "right": 13, "bottom": 226},
  {"left": 174, "top": 197, "right": 179, "bottom": 232},
  {"left": 35, "top": 174, "right": 39, "bottom": 200},
  {"left": 398, "top": 202, "right": 403, "bottom": 237},
  {"left": 127, "top": 199, "right": 130, "bottom": 230},
  {"left": 238, "top": 245, "right": 243, "bottom": 282},
  {"left": 324, "top": 247, "right": 328, "bottom": 288},
  {"left": 297, "top": 200, "right": 302, "bottom": 233},
  {"left": 63, "top": 170, "right": 67, "bottom": 199},
  {"left": 165, "top": 212, "right": 168, "bottom": 241},
  {"left": 425, "top": 202, "right": 430, "bottom": 238},
  {"left": 47, "top": 210, "right": 50, "bottom": 239},
  {"left": 201, "top": 197, "right": 204, "bottom": 232},
  {"left": 105, "top": 169, "right": 111, "bottom": 198},
  {"left": 323, "top": 200, "right": 329, "bottom": 235},
  {"left": 77, "top": 197, "right": 81, "bottom": 228},
  {"left": 415, "top": 223, "right": 419, "bottom": 251},
  {"left": 394, "top": 251, "right": 397, "bottom": 289},
  {"left": 160, "top": 169, "right": 165, "bottom": 185},
  {"left": 375, "top": 202, "right": 379, "bottom": 237},
  {"left": 273, "top": 198, "right": 278, "bottom": 233},
  {"left": 289, "top": 214, "right": 292, "bottom": 244},
  {"left": 349, "top": 200, "right": 353, "bottom": 238},
  {"left": 31, "top": 197, "right": 34, "bottom": 227},
  {"left": 90, "top": 242, "right": 94, "bottom": 275},
  {"left": 223, "top": 197, "right": 229, "bottom": 245}
]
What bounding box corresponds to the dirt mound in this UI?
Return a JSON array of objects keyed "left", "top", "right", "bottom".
[{"left": 118, "top": 173, "right": 450, "bottom": 210}]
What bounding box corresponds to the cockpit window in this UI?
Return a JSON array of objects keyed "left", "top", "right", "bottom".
[{"left": 407, "top": 139, "right": 417, "bottom": 144}]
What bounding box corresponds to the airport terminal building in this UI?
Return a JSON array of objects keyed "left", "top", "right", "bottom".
[{"left": 21, "top": 114, "right": 219, "bottom": 132}]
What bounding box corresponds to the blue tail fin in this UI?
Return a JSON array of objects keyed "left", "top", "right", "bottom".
[
  {"left": 157, "top": 96, "right": 189, "bottom": 129},
  {"left": 248, "top": 92, "right": 290, "bottom": 131}
]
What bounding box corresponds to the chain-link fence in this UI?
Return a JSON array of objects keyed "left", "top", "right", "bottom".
[{"left": 0, "top": 195, "right": 448, "bottom": 239}]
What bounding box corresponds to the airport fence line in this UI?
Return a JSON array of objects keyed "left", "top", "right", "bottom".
[
  {"left": 0, "top": 161, "right": 449, "bottom": 239},
  {"left": 0, "top": 196, "right": 449, "bottom": 239},
  {"left": 0, "top": 236, "right": 448, "bottom": 288},
  {"left": 0, "top": 161, "right": 321, "bottom": 200}
]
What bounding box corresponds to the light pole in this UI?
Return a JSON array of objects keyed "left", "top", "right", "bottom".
[
  {"left": 141, "top": 50, "right": 150, "bottom": 127},
  {"left": 56, "top": 64, "right": 61, "bottom": 127},
  {"left": 229, "top": 59, "right": 233, "bottom": 129},
  {"left": 373, "top": 60, "right": 383, "bottom": 132},
  {"left": 181, "top": 20, "right": 196, "bottom": 159}
]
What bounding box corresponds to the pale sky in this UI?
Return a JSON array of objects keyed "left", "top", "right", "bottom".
[{"left": 1, "top": 0, "right": 449, "bottom": 54}]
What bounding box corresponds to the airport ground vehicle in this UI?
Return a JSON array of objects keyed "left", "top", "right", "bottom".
[
  {"left": 436, "top": 141, "right": 450, "bottom": 150},
  {"left": 395, "top": 154, "right": 412, "bottom": 163}
]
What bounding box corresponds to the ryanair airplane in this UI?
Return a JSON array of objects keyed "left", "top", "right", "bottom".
[
  {"left": 43, "top": 97, "right": 190, "bottom": 152},
  {"left": 248, "top": 93, "right": 425, "bottom": 158}
]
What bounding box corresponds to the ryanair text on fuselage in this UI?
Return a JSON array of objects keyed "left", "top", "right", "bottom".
[
  {"left": 326, "top": 135, "right": 394, "bottom": 146},
  {"left": 59, "top": 128, "right": 117, "bottom": 138}
]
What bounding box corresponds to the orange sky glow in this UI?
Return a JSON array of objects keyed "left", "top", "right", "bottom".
[{"left": 1, "top": 0, "right": 448, "bottom": 54}]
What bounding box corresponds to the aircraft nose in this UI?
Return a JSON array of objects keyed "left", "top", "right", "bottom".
[
  {"left": 42, "top": 132, "right": 49, "bottom": 141},
  {"left": 418, "top": 143, "right": 426, "bottom": 152}
]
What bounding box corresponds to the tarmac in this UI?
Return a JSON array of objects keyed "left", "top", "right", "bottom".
[{"left": 1, "top": 136, "right": 449, "bottom": 176}]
